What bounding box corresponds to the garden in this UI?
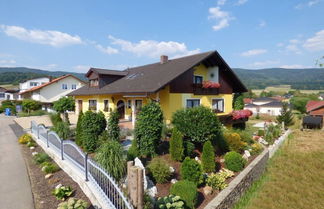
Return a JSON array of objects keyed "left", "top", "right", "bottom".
[{"left": 48, "top": 97, "right": 289, "bottom": 209}]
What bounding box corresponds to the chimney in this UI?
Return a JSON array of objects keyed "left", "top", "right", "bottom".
[{"left": 160, "top": 55, "right": 168, "bottom": 64}]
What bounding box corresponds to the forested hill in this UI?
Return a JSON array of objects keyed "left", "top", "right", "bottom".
[
  {"left": 0, "top": 67, "right": 85, "bottom": 85},
  {"left": 0, "top": 67, "right": 324, "bottom": 90},
  {"left": 232, "top": 68, "right": 324, "bottom": 90}
]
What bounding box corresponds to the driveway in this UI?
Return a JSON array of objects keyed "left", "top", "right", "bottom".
[{"left": 0, "top": 115, "right": 34, "bottom": 209}]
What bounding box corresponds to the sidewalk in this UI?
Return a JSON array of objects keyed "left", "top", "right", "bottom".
[{"left": 0, "top": 115, "right": 34, "bottom": 209}]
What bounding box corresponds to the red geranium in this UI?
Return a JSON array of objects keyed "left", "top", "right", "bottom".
[
  {"left": 202, "top": 81, "right": 221, "bottom": 88},
  {"left": 231, "top": 109, "right": 253, "bottom": 120}
]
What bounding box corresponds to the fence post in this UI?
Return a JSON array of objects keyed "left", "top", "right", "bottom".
[
  {"left": 61, "top": 140, "right": 64, "bottom": 160},
  {"left": 85, "top": 153, "right": 88, "bottom": 181},
  {"left": 46, "top": 130, "right": 49, "bottom": 148},
  {"left": 30, "top": 121, "right": 32, "bottom": 133},
  {"left": 37, "top": 125, "right": 40, "bottom": 139}
]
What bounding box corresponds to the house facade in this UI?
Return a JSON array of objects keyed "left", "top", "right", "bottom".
[
  {"left": 19, "top": 77, "right": 50, "bottom": 93},
  {"left": 19, "top": 74, "right": 85, "bottom": 111},
  {"left": 244, "top": 97, "right": 284, "bottom": 116},
  {"left": 68, "top": 51, "right": 247, "bottom": 126},
  {"left": 0, "top": 87, "right": 19, "bottom": 102}
]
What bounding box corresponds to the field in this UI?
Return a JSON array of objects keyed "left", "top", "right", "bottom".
[
  {"left": 252, "top": 86, "right": 322, "bottom": 95},
  {"left": 233, "top": 130, "right": 324, "bottom": 209},
  {"left": 0, "top": 84, "right": 19, "bottom": 89}
]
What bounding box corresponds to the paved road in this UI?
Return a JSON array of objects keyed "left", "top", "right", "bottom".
[{"left": 0, "top": 115, "right": 34, "bottom": 209}]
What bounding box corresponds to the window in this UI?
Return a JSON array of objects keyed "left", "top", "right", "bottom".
[
  {"left": 193, "top": 76, "right": 203, "bottom": 84},
  {"left": 186, "top": 99, "right": 200, "bottom": 108},
  {"left": 104, "top": 100, "right": 109, "bottom": 112},
  {"left": 127, "top": 100, "right": 132, "bottom": 108},
  {"left": 90, "top": 79, "right": 99, "bottom": 87},
  {"left": 30, "top": 82, "right": 38, "bottom": 87},
  {"left": 212, "top": 99, "right": 224, "bottom": 113},
  {"left": 89, "top": 100, "right": 97, "bottom": 111},
  {"left": 0, "top": 93, "right": 4, "bottom": 98},
  {"left": 71, "top": 84, "right": 77, "bottom": 89},
  {"left": 135, "top": 100, "right": 142, "bottom": 110},
  {"left": 62, "top": 84, "right": 68, "bottom": 89}
]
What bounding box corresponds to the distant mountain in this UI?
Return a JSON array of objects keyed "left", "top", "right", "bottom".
[
  {"left": 232, "top": 68, "right": 324, "bottom": 90},
  {"left": 0, "top": 67, "right": 323, "bottom": 90},
  {"left": 0, "top": 67, "right": 86, "bottom": 85}
]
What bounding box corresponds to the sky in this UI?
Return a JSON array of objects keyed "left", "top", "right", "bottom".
[{"left": 0, "top": 0, "right": 323, "bottom": 73}]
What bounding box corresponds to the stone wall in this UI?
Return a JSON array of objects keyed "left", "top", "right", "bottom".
[{"left": 204, "top": 149, "right": 269, "bottom": 209}]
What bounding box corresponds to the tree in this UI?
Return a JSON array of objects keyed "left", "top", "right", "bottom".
[
  {"left": 95, "top": 140, "right": 126, "bottom": 181},
  {"left": 81, "top": 111, "right": 107, "bottom": 152},
  {"left": 22, "top": 99, "right": 41, "bottom": 114},
  {"left": 276, "top": 102, "right": 294, "bottom": 127},
  {"left": 75, "top": 112, "right": 84, "bottom": 146},
  {"left": 53, "top": 122, "right": 70, "bottom": 140},
  {"left": 135, "top": 102, "right": 164, "bottom": 157},
  {"left": 53, "top": 97, "right": 75, "bottom": 123},
  {"left": 233, "top": 93, "right": 244, "bottom": 110},
  {"left": 290, "top": 96, "right": 317, "bottom": 113},
  {"left": 169, "top": 128, "right": 184, "bottom": 161},
  {"left": 201, "top": 141, "right": 216, "bottom": 173},
  {"left": 107, "top": 110, "right": 120, "bottom": 141}
]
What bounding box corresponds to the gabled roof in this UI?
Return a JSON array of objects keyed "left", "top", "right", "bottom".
[
  {"left": 244, "top": 98, "right": 253, "bottom": 104},
  {"left": 69, "top": 51, "right": 247, "bottom": 96},
  {"left": 0, "top": 87, "right": 7, "bottom": 92},
  {"left": 306, "top": 100, "right": 324, "bottom": 112},
  {"left": 253, "top": 97, "right": 277, "bottom": 103},
  {"left": 85, "top": 68, "right": 128, "bottom": 77},
  {"left": 259, "top": 101, "right": 283, "bottom": 108},
  {"left": 19, "top": 74, "right": 85, "bottom": 95}
]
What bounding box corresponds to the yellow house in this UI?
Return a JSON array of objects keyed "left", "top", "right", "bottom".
[{"left": 68, "top": 51, "right": 247, "bottom": 127}]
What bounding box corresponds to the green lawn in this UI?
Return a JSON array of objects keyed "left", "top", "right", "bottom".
[{"left": 233, "top": 130, "right": 324, "bottom": 209}]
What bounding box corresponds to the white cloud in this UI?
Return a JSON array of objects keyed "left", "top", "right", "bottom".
[
  {"left": 0, "top": 25, "right": 83, "bottom": 47},
  {"left": 295, "top": 0, "right": 321, "bottom": 9},
  {"left": 108, "top": 35, "right": 200, "bottom": 58},
  {"left": 277, "top": 43, "right": 284, "bottom": 47},
  {"left": 208, "top": 7, "right": 233, "bottom": 31},
  {"left": 285, "top": 44, "right": 302, "bottom": 54},
  {"left": 251, "top": 60, "right": 279, "bottom": 68},
  {"left": 289, "top": 39, "right": 301, "bottom": 44},
  {"left": 95, "top": 44, "right": 119, "bottom": 54},
  {"left": 259, "top": 20, "right": 266, "bottom": 27},
  {"left": 308, "top": 0, "right": 321, "bottom": 6},
  {"left": 303, "top": 30, "right": 324, "bottom": 51},
  {"left": 217, "top": 0, "right": 227, "bottom": 6},
  {"left": 236, "top": 0, "right": 248, "bottom": 5},
  {"left": 241, "top": 49, "right": 267, "bottom": 57},
  {"left": 73, "top": 65, "right": 90, "bottom": 72},
  {"left": 0, "top": 59, "right": 16, "bottom": 64},
  {"left": 280, "top": 64, "right": 309, "bottom": 69}
]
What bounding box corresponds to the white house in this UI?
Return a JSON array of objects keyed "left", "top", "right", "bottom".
[
  {"left": 244, "top": 97, "right": 284, "bottom": 116},
  {"left": 0, "top": 87, "right": 19, "bottom": 102},
  {"left": 19, "top": 74, "right": 85, "bottom": 111},
  {"left": 19, "top": 77, "right": 50, "bottom": 92}
]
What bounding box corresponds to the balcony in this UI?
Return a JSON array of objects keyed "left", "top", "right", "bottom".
[{"left": 192, "top": 83, "right": 219, "bottom": 95}]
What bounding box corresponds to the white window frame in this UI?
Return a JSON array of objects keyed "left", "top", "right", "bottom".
[
  {"left": 71, "top": 84, "right": 77, "bottom": 90},
  {"left": 186, "top": 99, "right": 201, "bottom": 108},
  {"left": 193, "top": 75, "right": 204, "bottom": 84},
  {"left": 62, "top": 84, "right": 68, "bottom": 90},
  {"left": 212, "top": 98, "right": 225, "bottom": 113}
]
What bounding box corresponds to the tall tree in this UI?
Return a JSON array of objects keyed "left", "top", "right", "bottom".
[
  {"left": 107, "top": 110, "right": 120, "bottom": 141},
  {"left": 276, "top": 103, "right": 294, "bottom": 127},
  {"left": 169, "top": 128, "right": 184, "bottom": 161}
]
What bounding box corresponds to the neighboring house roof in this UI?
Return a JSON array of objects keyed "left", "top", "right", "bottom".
[
  {"left": 303, "top": 115, "right": 323, "bottom": 125},
  {"left": 0, "top": 87, "right": 7, "bottom": 92},
  {"left": 244, "top": 98, "right": 252, "bottom": 104},
  {"left": 69, "top": 51, "right": 247, "bottom": 96},
  {"left": 20, "top": 76, "right": 51, "bottom": 83},
  {"left": 270, "top": 96, "right": 285, "bottom": 102},
  {"left": 253, "top": 97, "right": 277, "bottom": 103},
  {"left": 19, "top": 74, "right": 85, "bottom": 95},
  {"left": 306, "top": 100, "right": 324, "bottom": 112},
  {"left": 245, "top": 103, "right": 258, "bottom": 108},
  {"left": 86, "top": 68, "right": 128, "bottom": 77},
  {"left": 309, "top": 108, "right": 324, "bottom": 116},
  {"left": 260, "top": 101, "right": 283, "bottom": 108}
]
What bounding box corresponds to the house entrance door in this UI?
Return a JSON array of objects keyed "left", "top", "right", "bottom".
[{"left": 117, "top": 100, "right": 125, "bottom": 119}]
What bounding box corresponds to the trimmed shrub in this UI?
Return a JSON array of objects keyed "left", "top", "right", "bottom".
[
  {"left": 147, "top": 158, "right": 171, "bottom": 184},
  {"left": 18, "top": 133, "right": 32, "bottom": 144},
  {"left": 0, "top": 100, "right": 16, "bottom": 114},
  {"left": 75, "top": 112, "right": 84, "bottom": 146},
  {"left": 50, "top": 113, "right": 63, "bottom": 127},
  {"left": 169, "top": 128, "right": 184, "bottom": 161},
  {"left": 57, "top": 198, "right": 88, "bottom": 209},
  {"left": 95, "top": 140, "right": 126, "bottom": 181},
  {"left": 180, "top": 157, "right": 203, "bottom": 185},
  {"left": 224, "top": 151, "right": 246, "bottom": 172},
  {"left": 107, "top": 110, "right": 120, "bottom": 141},
  {"left": 157, "top": 195, "right": 185, "bottom": 209},
  {"left": 22, "top": 99, "right": 41, "bottom": 114},
  {"left": 170, "top": 180, "right": 197, "bottom": 209},
  {"left": 224, "top": 132, "right": 246, "bottom": 153},
  {"left": 251, "top": 143, "right": 263, "bottom": 155},
  {"left": 202, "top": 141, "right": 215, "bottom": 173},
  {"left": 53, "top": 122, "right": 70, "bottom": 140},
  {"left": 33, "top": 152, "right": 51, "bottom": 164},
  {"left": 184, "top": 141, "right": 195, "bottom": 157},
  {"left": 171, "top": 106, "right": 223, "bottom": 145},
  {"left": 135, "top": 102, "right": 164, "bottom": 157},
  {"left": 206, "top": 173, "right": 227, "bottom": 190},
  {"left": 127, "top": 139, "right": 139, "bottom": 161}
]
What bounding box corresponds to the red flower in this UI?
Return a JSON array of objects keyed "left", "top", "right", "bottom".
[
  {"left": 202, "top": 81, "right": 221, "bottom": 89},
  {"left": 231, "top": 109, "right": 253, "bottom": 120}
]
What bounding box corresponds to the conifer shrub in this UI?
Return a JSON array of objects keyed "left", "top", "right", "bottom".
[
  {"left": 53, "top": 121, "right": 70, "bottom": 140},
  {"left": 135, "top": 102, "right": 163, "bottom": 157},
  {"left": 170, "top": 180, "right": 197, "bottom": 209},
  {"left": 95, "top": 140, "right": 126, "bottom": 181},
  {"left": 184, "top": 141, "right": 195, "bottom": 157},
  {"left": 107, "top": 110, "right": 120, "bottom": 141},
  {"left": 224, "top": 151, "right": 246, "bottom": 172},
  {"left": 201, "top": 141, "right": 215, "bottom": 173},
  {"left": 50, "top": 113, "right": 63, "bottom": 127},
  {"left": 127, "top": 139, "right": 139, "bottom": 161},
  {"left": 147, "top": 158, "right": 171, "bottom": 184},
  {"left": 169, "top": 128, "right": 184, "bottom": 161},
  {"left": 180, "top": 157, "right": 203, "bottom": 185},
  {"left": 75, "top": 112, "right": 84, "bottom": 146},
  {"left": 224, "top": 132, "right": 246, "bottom": 153}
]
